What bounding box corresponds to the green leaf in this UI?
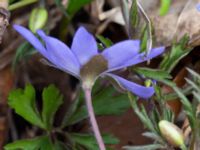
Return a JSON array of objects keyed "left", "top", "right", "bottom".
[
  {"left": 134, "top": 67, "right": 172, "bottom": 80},
  {"left": 4, "top": 136, "right": 52, "bottom": 150},
  {"left": 128, "top": 93, "right": 156, "bottom": 133},
  {"left": 123, "top": 144, "right": 164, "bottom": 150},
  {"left": 142, "top": 132, "right": 163, "bottom": 142},
  {"left": 61, "top": 91, "right": 82, "bottom": 128},
  {"left": 159, "top": 0, "right": 171, "bottom": 16},
  {"left": 42, "top": 84, "right": 63, "bottom": 130},
  {"left": 12, "top": 42, "right": 36, "bottom": 69},
  {"left": 187, "top": 68, "right": 200, "bottom": 82},
  {"left": 71, "top": 133, "right": 119, "bottom": 150},
  {"left": 160, "top": 35, "right": 191, "bottom": 73},
  {"left": 139, "top": 26, "right": 148, "bottom": 53},
  {"left": 129, "top": 0, "right": 139, "bottom": 29},
  {"left": 53, "top": 141, "right": 68, "bottom": 150},
  {"left": 65, "top": 86, "right": 130, "bottom": 126},
  {"left": 96, "top": 35, "right": 113, "bottom": 48},
  {"left": 8, "top": 85, "right": 44, "bottom": 129},
  {"left": 67, "top": 0, "right": 93, "bottom": 16}
]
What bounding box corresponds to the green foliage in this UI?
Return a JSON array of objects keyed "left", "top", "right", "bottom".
[
  {"left": 185, "top": 68, "right": 200, "bottom": 131},
  {"left": 8, "top": 84, "right": 63, "bottom": 130},
  {"left": 128, "top": 93, "right": 158, "bottom": 133},
  {"left": 134, "top": 67, "right": 172, "bottom": 81},
  {"left": 139, "top": 26, "right": 148, "bottom": 53},
  {"left": 71, "top": 133, "right": 119, "bottom": 150},
  {"left": 42, "top": 85, "right": 63, "bottom": 130},
  {"left": 12, "top": 42, "right": 36, "bottom": 69},
  {"left": 160, "top": 35, "right": 191, "bottom": 73},
  {"left": 7, "top": 83, "right": 122, "bottom": 149},
  {"left": 134, "top": 67, "right": 195, "bottom": 128},
  {"left": 129, "top": 0, "right": 139, "bottom": 29},
  {"left": 62, "top": 85, "right": 130, "bottom": 126},
  {"left": 96, "top": 35, "right": 113, "bottom": 49},
  {"left": 8, "top": 84, "right": 45, "bottom": 129},
  {"left": 159, "top": 0, "right": 171, "bottom": 16},
  {"left": 66, "top": 0, "right": 93, "bottom": 16},
  {"left": 4, "top": 136, "right": 53, "bottom": 150}
]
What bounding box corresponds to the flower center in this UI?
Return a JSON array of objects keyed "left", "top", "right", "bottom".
[{"left": 80, "top": 54, "right": 108, "bottom": 88}]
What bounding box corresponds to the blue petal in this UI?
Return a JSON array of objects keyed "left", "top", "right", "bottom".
[
  {"left": 105, "top": 73, "right": 155, "bottom": 99},
  {"left": 37, "top": 30, "right": 80, "bottom": 77},
  {"left": 102, "top": 40, "right": 140, "bottom": 69},
  {"left": 13, "top": 25, "right": 47, "bottom": 56},
  {"left": 107, "top": 46, "right": 165, "bottom": 72},
  {"left": 71, "top": 27, "right": 98, "bottom": 65}
]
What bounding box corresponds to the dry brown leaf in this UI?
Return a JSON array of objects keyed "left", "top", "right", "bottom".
[
  {"left": 0, "top": 66, "right": 14, "bottom": 148},
  {"left": 93, "top": 0, "right": 200, "bottom": 46},
  {"left": 142, "top": 0, "right": 200, "bottom": 46}
]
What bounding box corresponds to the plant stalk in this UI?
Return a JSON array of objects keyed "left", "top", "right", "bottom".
[
  {"left": 8, "top": 0, "right": 38, "bottom": 11},
  {"left": 83, "top": 87, "right": 106, "bottom": 150}
]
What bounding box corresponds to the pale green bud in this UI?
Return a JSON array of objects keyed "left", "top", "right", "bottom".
[
  {"left": 29, "top": 7, "right": 48, "bottom": 33},
  {"left": 144, "top": 79, "right": 152, "bottom": 87},
  {"left": 159, "top": 120, "right": 185, "bottom": 148}
]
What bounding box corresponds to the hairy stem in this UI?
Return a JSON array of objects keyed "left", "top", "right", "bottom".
[{"left": 83, "top": 88, "right": 106, "bottom": 150}]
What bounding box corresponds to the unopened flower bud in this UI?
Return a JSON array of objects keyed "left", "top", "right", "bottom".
[
  {"left": 159, "top": 120, "right": 185, "bottom": 148},
  {"left": 29, "top": 7, "right": 48, "bottom": 33},
  {"left": 145, "top": 79, "right": 152, "bottom": 87}
]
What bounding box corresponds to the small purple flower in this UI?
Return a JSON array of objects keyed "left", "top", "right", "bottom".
[{"left": 13, "top": 25, "right": 164, "bottom": 99}]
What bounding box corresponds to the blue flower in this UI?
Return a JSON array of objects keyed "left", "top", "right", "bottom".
[{"left": 13, "top": 25, "right": 164, "bottom": 99}]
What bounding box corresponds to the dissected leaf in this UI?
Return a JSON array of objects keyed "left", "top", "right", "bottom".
[
  {"left": 4, "top": 136, "right": 52, "bottom": 150},
  {"left": 160, "top": 35, "right": 191, "bottom": 72},
  {"left": 128, "top": 92, "right": 158, "bottom": 134},
  {"left": 8, "top": 85, "right": 44, "bottom": 129},
  {"left": 134, "top": 67, "right": 172, "bottom": 80},
  {"left": 71, "top": 133, "right": 119, "bottom": 150},
  {"left": 42, "top": 84, "right": 63, "bottom": 130},
  {"left": 65, "top": 86, "right": 130, "bottom": 126}
]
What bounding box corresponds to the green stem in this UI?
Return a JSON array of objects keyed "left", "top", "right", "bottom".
[
  {"left": 8, "top": 0, "right": 38, "bottom": 11},
  {"left": 180, "top": 144, "right": 187, "bottom": 150}
]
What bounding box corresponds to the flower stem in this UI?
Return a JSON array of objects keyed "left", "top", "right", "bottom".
[
  {"left": 83, "top": 88, "right": 106, "bottom": 150},
  {"left": 8, "top": 0, "right": 38, "bottom": 11}
]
